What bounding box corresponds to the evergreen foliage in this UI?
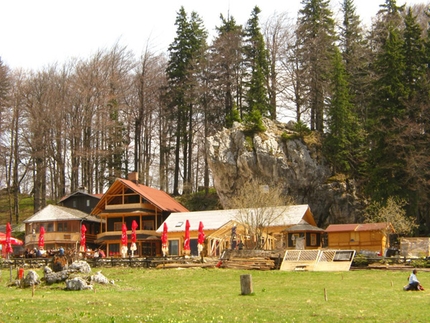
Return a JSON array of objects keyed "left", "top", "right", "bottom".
[
  {"left": 211, "top": 14, "right": 243, "bottom": 128},
  {"left": 324, "top": 47, "right": 359, "bottom": 174},
  {"left": 296, "top": 0, "right": 337, "bottom": 132},
  {"left": 166, "top": 7, "right": 208, "bottom": 195},
  {"left": 243, "top": 6, "right": 270, "bottom": 132}
]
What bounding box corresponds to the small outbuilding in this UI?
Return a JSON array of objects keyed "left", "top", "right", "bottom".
[{"left": 325, "top": 222, "right": 394, "bottom": 255}]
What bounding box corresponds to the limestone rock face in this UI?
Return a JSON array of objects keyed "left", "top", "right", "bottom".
[{"left": 206, "top": 119, "right": 363, "bottom": 226}]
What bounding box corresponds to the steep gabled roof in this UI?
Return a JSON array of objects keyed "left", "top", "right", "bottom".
[
  {"left": 325, "top": 223, "right": 394, "bottom": 233},
  {"left": 58, "top": 190, "right": 102, "bottom": 203},
  {"left": 23, "top": 204, "right": 101, "bottom": 223},
  {"left": 156, "top": 205, "right": 315, "bottom": 233},
  {"left": 92, "top": 178, "right": 189, "bottom": 215}
]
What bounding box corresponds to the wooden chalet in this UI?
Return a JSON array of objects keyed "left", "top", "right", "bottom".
[
  {"left": 23, "top": 204, "right": 101, "bottom": 250},
  {"left": 91, "top": 173, "right": 189, "bottom": 257},
  {"left": 325, "top": 222, "right": 395, "bottom": 254},
  {"left": 157, "top": 204, "right": 322, "bottom": 257}
]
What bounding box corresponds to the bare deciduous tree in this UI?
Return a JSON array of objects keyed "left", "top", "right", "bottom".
[
  {"left": 364, "top": 197, "right": 418, "bottom": 236},
  {"left": 229, "top": 180, "right": 292, "bottom": 249}
]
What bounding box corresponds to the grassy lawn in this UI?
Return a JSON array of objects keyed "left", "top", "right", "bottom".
[{"left": 0, "top": 266, "right": 428, "bottom": 323}]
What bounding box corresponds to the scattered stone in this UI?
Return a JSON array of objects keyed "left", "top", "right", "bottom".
[
  {"left": 22, "top": 270, "right": 41, "bottom": 288},
  {"left": 45, "top": 270, "right": 70, "bottom": 285},
  {"left": 69, "top": 260, "right": 91, "bottom": 273},
  {"left": 65, "top": 277, "right": 93, "bottom": 291},
  {"left": 90, "top": 271, "right": 110, "bottom": 285}
]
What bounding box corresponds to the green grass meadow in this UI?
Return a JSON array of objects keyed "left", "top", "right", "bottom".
[{"left": 0, "top": 267, "right": 428, "bottom": 323}]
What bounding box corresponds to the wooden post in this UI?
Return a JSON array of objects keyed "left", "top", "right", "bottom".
[
  {"left": 240, "top": 274, "right": 253, "bottom": 295},
  {"left": 324, "top": 288, "right": 328, "bottom": 301}
]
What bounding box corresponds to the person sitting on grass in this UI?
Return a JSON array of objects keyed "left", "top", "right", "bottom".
[{"left": 404, "top": 269, "right": 424, "bottom": 291}]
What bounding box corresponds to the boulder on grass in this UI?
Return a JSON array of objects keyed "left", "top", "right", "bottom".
[
  {"left": 45, "top": 270, "right": 70, "bottom": 285},
  {"left": 90, "top": 271, "right": 110, "bottom": 284},
  {"left": 65, "top": 277, "right": 93, "bottom": 291},
  {"left": 69, "top": 260, "right": 91, "bottom": 273},
  {"left": 23, "top": 270, "right": 40, "bottom": 288}
]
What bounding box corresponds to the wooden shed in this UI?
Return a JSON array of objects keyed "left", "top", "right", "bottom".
[{"left": 325, "top": 223, "right": 394, "bottom": 255}]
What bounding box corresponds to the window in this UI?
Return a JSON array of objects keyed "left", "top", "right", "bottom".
[
  {"left": 47, "top": 223, "right": 54, "bottom": 232},
  {"left": 86, "top": 199, "right": 90, "bottom": 207},
  {"left": 109, "top": 243, "right": 120, "bottom": 257},
  {"left": 142, "top": 242, "right": 156, "bottom": 256},
  {"left": 310, "top": 234, "right": 317, "bottom": 246},
  {"left": 143, "top": 220, "right": 154, "bottom": 230},
  {"left": 169, "top": 240, "right": 179, "bottom": 256},
  {"left": 73, "top": 200, "right": 77, "bottom": 208},
  {"left": 124, "top": 194, "right": 140, "bottom": 203},
  {"left": 114, "top": 222, "right": 122, "bottom": 231},
  {"left": 58, "top": 222, "right": 68, "bottom": 232}
]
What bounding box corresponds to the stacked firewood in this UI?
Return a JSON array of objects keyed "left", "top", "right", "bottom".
[{"left": 217, "top": 257, "right": 275, "bottom": 270}]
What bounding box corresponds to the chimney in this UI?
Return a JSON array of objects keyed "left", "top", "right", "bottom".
[{"left": 127, "top": 172, "right": 139, "bottom": 184}]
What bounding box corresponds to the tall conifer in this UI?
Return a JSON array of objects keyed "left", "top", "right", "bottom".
[
  {"left": 243, "top": 6, "right": 271, "bottom": 132},
  {"left": 296, "top": 0, "right": 336, "bottom": 132}
]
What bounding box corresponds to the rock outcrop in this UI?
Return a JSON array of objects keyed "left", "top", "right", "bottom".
[
  {"left": 22, "top": 270, "right": 41, "bottom": 288},
  {"left": 206, "top": 119, "right": 365, "bottom": 227}
]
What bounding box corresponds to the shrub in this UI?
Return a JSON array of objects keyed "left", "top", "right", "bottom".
[{"left": 352, "top": 254, "right": 369, "bottom": 267}]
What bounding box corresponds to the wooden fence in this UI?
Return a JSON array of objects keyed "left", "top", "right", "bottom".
[{"left": 0, "top": 257, "right": 193, "bottom": 269}]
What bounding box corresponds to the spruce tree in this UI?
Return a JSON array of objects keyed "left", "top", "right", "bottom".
[
  {"left": 296, "top": 0, "right": 337, "bottom": 132},
  {"left": 243, "top": 6, "right": 271, "bottom": 132},
  {"left": 324, "top": 47, "right": 359, "bottom": 175},
  {"left": 339, "top": 0, "right": 371, "bottom": 125},
  {"left": 367, "top": 26, "right": 407, "bottom": 201},
  {"left": 166, "top": 7, "right": 207, "bottom": 195},
  {"left": 402, "top": 7, "right": 425, "bottom": 101},
  {"left": 211, "top": 14, "right": 244, "bottom": 128}
]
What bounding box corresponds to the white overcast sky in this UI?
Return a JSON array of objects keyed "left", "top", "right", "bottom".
[{"left": 0, "top": 0, "right": 427, "bottom": 70}]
